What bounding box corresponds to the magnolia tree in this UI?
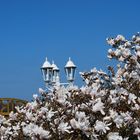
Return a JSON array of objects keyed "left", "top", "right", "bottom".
[{"left": 0, "top": 33, "right": 140, "bottom": 140}]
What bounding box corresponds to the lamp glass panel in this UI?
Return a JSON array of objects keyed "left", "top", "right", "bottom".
[
  {"left": 41, "top": 69, "right": 47, "bottom": 82},
  {"left": 52, "top": 70, "right": 59, "bottom": 83},
  {"left": 47, "top": 68, "right": 52, "bottom": 82}
]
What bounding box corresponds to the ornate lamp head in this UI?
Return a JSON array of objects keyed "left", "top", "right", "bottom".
[
  {"left": 41, "top": 57, "right": 53, "bottom": 85},
  {"left": 65, "top": 57, "right": 76, "bottom": 83}
]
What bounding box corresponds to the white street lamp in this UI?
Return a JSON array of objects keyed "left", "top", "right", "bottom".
[
  {"left": 51, "top": 61, "right": 60, "bottom": 84},
  {"left": 41, "top": 58, "right": 53, "bottom": 86},
  {"left": 65, "top": 57, "right": 76, "bottom": 83},
  {"left": 41, "top": 57, "right": 77, "bottom": 90}
]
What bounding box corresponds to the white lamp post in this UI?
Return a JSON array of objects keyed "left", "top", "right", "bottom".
[
  {"left": 65, "top": 57, "right": 76, "bottom": 83},
  {"left": 41, "top": 58, "right": 53, "bottom": 86},
  {"left": 41, "top": 57, "right": 76, "bottom": 90}
]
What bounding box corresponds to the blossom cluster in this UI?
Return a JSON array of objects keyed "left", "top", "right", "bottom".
[{"left": 0, "top": 33, "right": 140, "bottom": 140}]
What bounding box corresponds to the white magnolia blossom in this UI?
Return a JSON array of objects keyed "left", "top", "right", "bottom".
[
  {"left": 120, "top": 112, "right": 132, "bottom": 123},
  {"left": 113, "top": 115, "right": 124, "bottom": 128},
  {"left": 106, "top": 38, "right": 115, "bottom": 46},
  {"left": 92, "top": 98, "right": 105, "bottom": 115},
  {"left": 128, "top": 93, "right": 137, "bottom": 104},
  {"left": 131, "top": 103, "right": 140, "bottom": 111},
  {"left": 107, "top": 132, "right": 123, "bottom": 140},
  {"left": 94, "top": 120, "right": 111, "bottom": 134},
  {"left": 55, "top": 86, "right": 69, "bottom": 105},
  {"left": 109, "top": 94, "right": 119, "bottom": 104},
  {"left": 0, "top": 115, "right": 7, "bottom": 125},
  {"left": 134, "top": 127, "right": 140, "bottom": 136},
  {"left": 33, "top": 94, "right": 38, "bottom": 100},
  {"left": 26, "top": 112, "right": 35, "bottom": 121},
  {"left": 58, "top": 121, "right": 72, "bottom": 134},
  {"left": 116, "top": 35, "right": 125, "bottom": 41},
  {"left": 9, "top": 112, "right": 18, "bottom": 121},
  {"left": 46, "top": 108, "right": 57, "bottom": 121},
  {"left": 70, "top": 111, "right": 90, "bottom": 132},
  {"left": 23, "top": 123, "right": 51, "bottom": 139},
  {"left": 38, "top": 88, "right": 45, "bottom": 94},
  {"left": 26, "top": 101, "right": 38, "bottom": 111},
  {"left": 0, "top": 33, "right": 140, "bottom": 139}
]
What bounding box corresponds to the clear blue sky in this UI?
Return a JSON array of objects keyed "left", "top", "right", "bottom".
[{"left": 0, "top": 0, "right": 140, "bottom": 100}]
